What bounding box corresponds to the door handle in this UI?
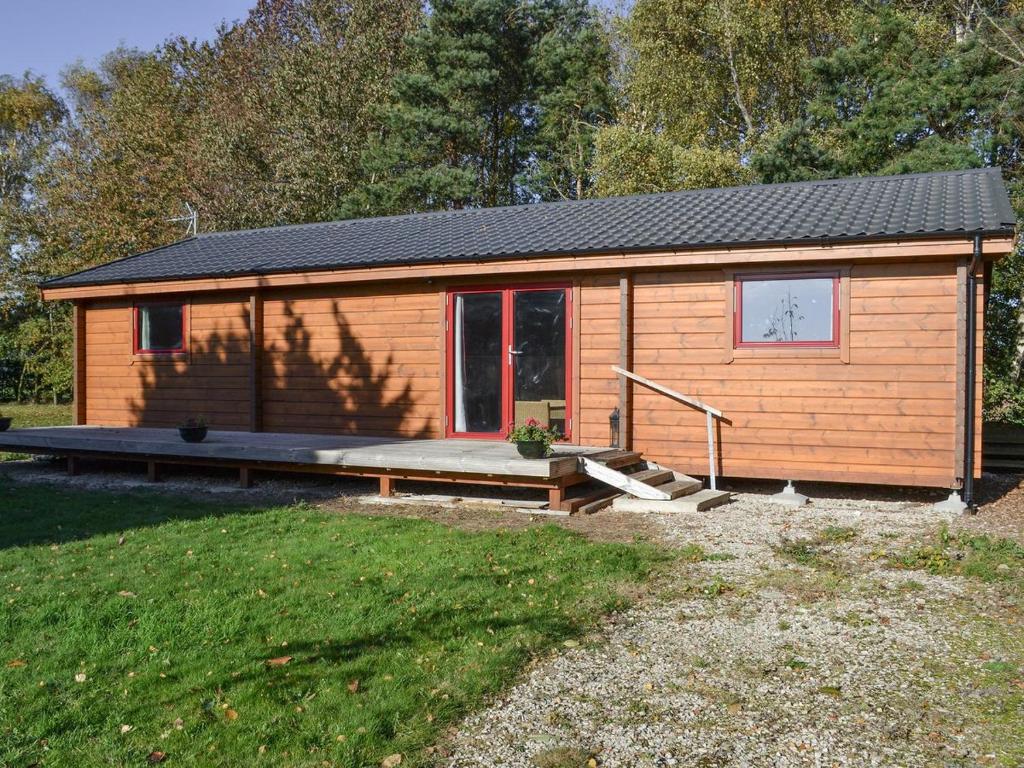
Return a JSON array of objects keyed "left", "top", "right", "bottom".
[{"left": 508, "top": 345, "right": 523, "bottom": 365}]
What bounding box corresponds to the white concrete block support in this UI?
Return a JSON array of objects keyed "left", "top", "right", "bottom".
[
  {"left": 769, "top": 481, "right": 808, "bottom": 507},
  {"left": 933, "top": 491, "right": 968, "bottom": 513}
]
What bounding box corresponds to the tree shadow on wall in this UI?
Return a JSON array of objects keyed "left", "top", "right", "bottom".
[{"left": 128, "top": 298, "right": 434, "bottom": 440}]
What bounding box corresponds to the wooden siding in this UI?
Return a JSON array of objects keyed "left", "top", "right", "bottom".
[
  {"left": 84, "top": 293, "right": 251, "bottom": 429},
  {"left": 78, "top": 251, "right": 987, "bottom": 488},
  {"left": 259, "top": 283, "right": 441, "bottom": 437},
  {"left": 575, "top": 261, "right": 980, "bottom": 487}
]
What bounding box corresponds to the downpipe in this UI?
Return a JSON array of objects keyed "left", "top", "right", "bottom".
[{"left": 963, "top": 235, "right": 981, "bottom": 509}]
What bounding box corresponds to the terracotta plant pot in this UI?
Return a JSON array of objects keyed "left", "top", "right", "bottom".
[
  {"left": 178, "top": 425, "right": 208, "bottom": 443},
  {"left": 0, "top": 417, "right": 11, "bottom": 432},
  {"left": 515, "top": 440, "right": 546, "bottom": 459}
]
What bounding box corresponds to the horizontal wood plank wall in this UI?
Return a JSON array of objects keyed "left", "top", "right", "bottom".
[
  {"left": 84, "top": 293, "right": 251, "bottom": 429},
  {"left": 259, "top": 283, "right": 442, "bottom": 437},
  {"left": 578, "top": 274, "right": 621, "bottom": 448},
  {"left": 580, "top": 261, "right": 969, "bottom": 487}
]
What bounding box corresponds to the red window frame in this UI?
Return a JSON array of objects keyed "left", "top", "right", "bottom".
[
  {"left": 445, "top": 283, "right": 572, "bottom": 440},
  {"left": 734, "top": 272, "right": 840, "bottom": 349},
  {"left": 133, "top": 301, "right": 187, "bottom": 355}
]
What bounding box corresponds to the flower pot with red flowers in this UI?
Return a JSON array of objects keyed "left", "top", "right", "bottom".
[{"left": 508, "top": 418, "right": 560, "bottom": 459}]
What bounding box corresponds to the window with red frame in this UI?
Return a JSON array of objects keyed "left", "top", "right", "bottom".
[
  {"left": 134, "top": 303, "right": 186, "bottom": 354},
  {"left": 735, "top": 273, "right": 839, "bottom": 348}
]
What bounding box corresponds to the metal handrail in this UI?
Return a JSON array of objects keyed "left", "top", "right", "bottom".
[{"left": 612, "top": 365, "right": 725, "bottom": 490}]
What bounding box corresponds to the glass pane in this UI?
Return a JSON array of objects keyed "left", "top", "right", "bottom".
[
  {"left": 740, "top": 277, "right": 834, "bottom": 343},
  {"left": 139, "top": 304, "right": 184, "bottom": 351},
  {"left": 453, "top": 292, "right": 503, "bottom": 433},
  {"left": 513, "top": 289, "right": 566, "bottom": 436}
]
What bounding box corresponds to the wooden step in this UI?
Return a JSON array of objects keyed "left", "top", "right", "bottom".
[
  {"left": 625, "top": 468, "right": 674, "bottom": 486},
  {"left": 588, "top": 450, "right": 643, "bottom": 469},
  {"left": 562, "top": 485, "right": 621, "bottom": 514},
  {"left": 656, "top": 478, "right": 703, "bottom": 499},
  {"left": 577, "top": 493, "right": 622, "bottom": 515}
]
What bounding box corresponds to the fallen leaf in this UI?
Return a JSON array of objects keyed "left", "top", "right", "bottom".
[
  {"left": 147, "top": 752, "right": 167, "bottom": 764},
  {"left": 74, "top": 673, "right": 87, "bottom": 683},
  {"left": 117, "top": 591, "right": 136, "bottom": 598},
  {"left": 266, "top": 656, "right": 292, "bottom": 667},
  {"left": 120, "top": 724, "right": 133, "bottom": 734},
  {"left": 347, "top": 679, "right": 360, "bottom": 693},
  {"left": 587, "top": 759, "right": 598, "bottom": 768},
  {"left": 727, "top": 702, "right": 742, "bottom": 714},
  {"left": 6, "top": 659, "right": 27, "bottom": 668},
  {"left": 173, "top": 718, "right": 184, "bottom": 730},
  {"left": 225, "top": 709, "right": 238, "bottom": 721},
  {"left": 381, "top": 754, "right": 402, "bottom": 768},
  {"left": 117, "top": 535, "right": 126, "bottom": 546}
]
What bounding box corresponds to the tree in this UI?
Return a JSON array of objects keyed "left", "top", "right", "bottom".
[
  {"left": 0, "top": 75, "right": 68, "bottom": 402},
  {"left": 169, "top": 0, "right": 422, "bottom": 230},
  {"left": 345, "top": 0, "right": 614, "bottom": 215},
  {"left": 752, "top": 3, "right": 1024, "bottom": 421},
  {"left": 592, "top": 0, "right": 844, "bottom": 195}
]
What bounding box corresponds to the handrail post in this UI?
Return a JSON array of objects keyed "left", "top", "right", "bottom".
[{"left": 706, "top": 410, "right": 716, "bottom": 490}]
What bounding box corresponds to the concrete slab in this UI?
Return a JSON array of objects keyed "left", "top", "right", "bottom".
[{"left": 612, "top": 489, "right": 731, "bottom": 513}]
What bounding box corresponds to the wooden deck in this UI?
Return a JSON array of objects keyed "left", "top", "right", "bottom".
[{"left": 0, "top": 427, "right": 606, "bottom": 510}]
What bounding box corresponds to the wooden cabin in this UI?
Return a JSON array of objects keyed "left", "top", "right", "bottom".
[{"left": 37, "top": 169, "right": 1018, "bottom": 495}]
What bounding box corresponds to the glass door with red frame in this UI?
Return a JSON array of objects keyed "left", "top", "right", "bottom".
[{"left": 448, "top": 286, "right": 570, "bottom": 439}]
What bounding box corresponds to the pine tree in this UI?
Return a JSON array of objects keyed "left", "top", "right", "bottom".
[{"left": 345, "top": 0, "right": 613, "bottom": 215}]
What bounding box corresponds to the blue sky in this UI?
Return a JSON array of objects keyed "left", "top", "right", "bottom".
[{"left": 0, "top": 0, "right": 254, "bottom": 89}]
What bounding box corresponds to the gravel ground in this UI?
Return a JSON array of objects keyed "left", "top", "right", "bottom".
[
  {"left": 446, "top": 491, "right": 1024, "bottom": 768},
  {"left": 3, "top": 459, "right": 1022, "bottom": 765}
]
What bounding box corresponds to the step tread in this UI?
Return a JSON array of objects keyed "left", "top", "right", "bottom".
[
  {"left": 657, "top": 479, "right": 703, "bottom": 499},
  {"left": 625, "top": 468, "right": 674, "bottom": 486},
  {"left": 588, "top": 450, "right": 643, "bottom": 469}
]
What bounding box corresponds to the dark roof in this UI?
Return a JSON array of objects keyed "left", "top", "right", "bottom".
[{"left": 45, "top": 167, "right": 1017, "bottom": 289}]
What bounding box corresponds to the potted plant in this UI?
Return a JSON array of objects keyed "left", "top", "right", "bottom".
[
  {"left": 0, "top": 409, "right": 10, "bottom": 432},
  {"left": 508, "top": 418, "right": 560, "bottom": 459},
  {"left": 178, "top": 416, "right": 208, "bottom": 443}
]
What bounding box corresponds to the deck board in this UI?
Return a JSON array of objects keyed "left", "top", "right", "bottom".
[{"left": 0, "top": 427, "right": 600, "bottom": 480}]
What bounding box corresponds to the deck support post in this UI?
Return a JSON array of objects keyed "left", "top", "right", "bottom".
[
  {"left": 147, "top": 461, "right": 161, "bottom": 483},
  {"left": 248, "top": 292, "right": 264, "bottom": 433},
  {"left": 379, "top": 475, "right": 395, "bottom": 498},
  {"left": 239, "top": 467, "right": 253, "bottom": 489},
  {"left": 548, "top": 486, "right": 565, "bottom": 512},
  {"left": 67, "top": 456, "right": 80, "bottom": 476}
]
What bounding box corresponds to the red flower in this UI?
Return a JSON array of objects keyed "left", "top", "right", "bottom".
[{"left": 525, "top": 418, "right": 539, "bottom": 427}]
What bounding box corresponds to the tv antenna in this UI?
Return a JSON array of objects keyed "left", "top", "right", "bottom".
[{"left": 167, "top": 202, "right": 198, "bottom": 237}]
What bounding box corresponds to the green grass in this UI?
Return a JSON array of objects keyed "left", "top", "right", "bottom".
[
  {"left": 0, "top": 481, "right": 666, "bottom": 767},
  {"left": 0, "top": 402, "right": 72, "bottom": 461},
  {"left": 891, "top": 526, "right": 1024, "bottom": 584}
]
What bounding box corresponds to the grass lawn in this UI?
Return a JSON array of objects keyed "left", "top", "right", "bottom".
[
  {"left": 0, "top": 480, "right": 665, "bottom": 767},
  {"left": 0, "top": 402, "right": 72, "bottom": 461}
]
